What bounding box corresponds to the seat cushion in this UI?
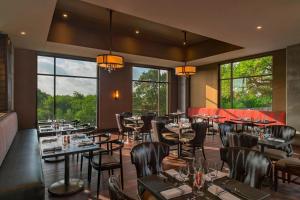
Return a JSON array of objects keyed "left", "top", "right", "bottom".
[
  {"left": 92, "top": 154, "right": 120, "bottom": 168},
  {"left": 276, "top": 157, "right": 300, "bottom": 169},
  {"left": 263, "top": 148, "right": 287, "bottom": 161},
  {"left": 0, "top": 129, "right": 44, "bottom": 200},
  {"left": 162, "top": 132, "right": 178, "bottom": 138}
]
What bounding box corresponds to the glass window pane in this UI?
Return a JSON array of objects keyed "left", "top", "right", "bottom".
[
  {"left": 38, "top": 56, "right": 54, "bottom": 74},
  {"left": 56, "top": 58, "right": 97, "bottom": 77},
  {"left": 233, "top": 56, "right": 272, "bottom": 78},
  {"left": 220, "top": 63, "right": 231, "bottom": 79},
  {"left": 159, "top": 83, "right": 168, "bottom": 115},
  {"left": 220, "top": 80, "right": 231, "bottom": 108},
  {"left": 159, "top": 70, "right": 168, "bottom": 82},
  {"left": 132, "top": 67, "right": 159, "bottom": 81},
  {"left": 233, "top": 76, "right": 272, "bottom": 110},
  {"left": 132, "top": 81, "right": 158, "bottom": 115},
  {"left": 55, "top": 77, "right": 97, "bottom": 125},
  {"left": 37, "top": 75, "right": 54, "bottom": 121}
]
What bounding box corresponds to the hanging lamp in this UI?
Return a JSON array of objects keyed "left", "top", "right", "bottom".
[
  {"left": 97, "top": 10, "right": 124, "bottom": 72},
  {"left": 175, "top": 31, "right": 196, "bottom": 76}
]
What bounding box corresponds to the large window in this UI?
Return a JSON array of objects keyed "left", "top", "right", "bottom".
[
  {"left": 220, "top": 56, "right": 272, "bottom": 110},
  {"left": 37, "top": 56, "right": 98, "bottom": 125},
  {"left": 132, "top": 67, "right": 169, "bottom": 115}
]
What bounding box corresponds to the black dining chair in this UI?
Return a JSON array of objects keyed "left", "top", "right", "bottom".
[
  {"left": 91, "top": 139, "right": 124, "bottom": 199},
  {"left": 108, "top": 175, "right": 135, "bottom": 200},
  {"left": 219, "top": 122, "right": 235, "bottom": 170},
  {"left": 265, "top": 125, "right": 296, "bottom": 157},
  {"left": 151, "top": 120, "right": 179, "bottom": 155},
  {"left": 137, "top": 115, "right": 155, "bottom": 142},
  {"left": 224, "top": 147, "right": 272, "bottom": 189},
  {"left": 179, "top": 122, "right": 207, "bottom": 159},
  {"left": 131, "top": 142, "right": 169, "bottom": 197},
  {"left": 116, "top": 113, "right": 135, "bottom": 140}
]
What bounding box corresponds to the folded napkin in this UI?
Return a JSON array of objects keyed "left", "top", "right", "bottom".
[
  {"left": 208, "top": 185, "right": 240, "bottom": 200},
  {"left": 78, "top": 141, "right": 94, "bottom": 147},
  {"left": 42, "top": 138, "right": 57, "bottom": 143},
  {"left": 43, "top": 146, "right": 62, "bottom": 153},
  {"left": 267, "top": 137, "right": 285, "bottom": 143},
  {"left": 205, "top": 170, "right": 228, "bottom": 182},
  {"left": 160, "top": 185, "right": 192, "bottom": 199},
  {"left": 164, "top": 169, "right": 189, "bottom": 182}
]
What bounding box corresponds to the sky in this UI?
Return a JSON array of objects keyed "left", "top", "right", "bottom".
[{"left": 37, "top": 56, "right": 97, "bottom": 96}]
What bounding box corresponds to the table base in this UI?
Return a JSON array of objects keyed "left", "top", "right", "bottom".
[
  {"left": 44, "top": 156, "right": 64, "bottom": 163},
  {"left": 48, "top": 178, "right": 84, "bottom": 196}
]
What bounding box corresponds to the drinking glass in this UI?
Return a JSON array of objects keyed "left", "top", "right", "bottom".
[
  {"left": 179, "top": 166, "right": 190, "bottom": 183},
  {"left": 193, "top": 169, "right": 205, "bottom": 196}
]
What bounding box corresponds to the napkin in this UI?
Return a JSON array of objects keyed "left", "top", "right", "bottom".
[
  {"left": 160, "top": 185, "right": 192, "bottom": 199},
  {"left": 78, "top": 141, "right": 94, "bottom": 147},
  {"left": 42, "top": 138, "right": 57, "bottom": 144},
  {"left": 267, "top": 138, "right": 285, "bottom": 143},
  {"left": 208, "top": 185, "right": 240, "bottom": 200},
  {"left": 164, "top": 169, "right": 189, "bottom": 182},
  {"left": 205, "top": 170, "right": 228, "bottom": 181},
  {"left": 43, "top": 146, "right": 62, "bottom": 153}
]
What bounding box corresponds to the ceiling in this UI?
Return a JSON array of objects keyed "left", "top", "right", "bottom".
[{"left": 1, "top": 0, "right": 300, "bottom": 67}]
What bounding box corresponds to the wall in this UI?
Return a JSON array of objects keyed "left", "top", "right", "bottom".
[
  {"left": 286, "top": 44, "right": 300, "bottom": 130},
  {"left": 190, "top": 64, "right": 218, "bottom": 108},
  {"left": 14, "top": 48, "right": 37, "bottom": 129},
  {"left": 190, "top": 50, "right": 286, "bottom": 112},
  {"left": 99, "top": 66, "right": 132, "bottom": 129}
]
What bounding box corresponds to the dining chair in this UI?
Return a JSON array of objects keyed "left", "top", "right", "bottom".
[
  {"left": 116, "top": 113, "right": 135, "bottom": 140},
  {"left": 91, "top": 139, "right": 124, "bottom": 198},
  {"left": 218, "top": 122, "right": 235, "bottom": 170},
  {"left": 265, "top": 125, "right": 296, "bottom": 156},
  {"left": 274, "top": 157, "right": 300, "bottom": 191},
  {"left": 137, "top": 115, "right": 155, "bottom": 142},
  {"left": 108, "top": 175, "right": 135, "bottom": 200},
  {"left": 131, "top": 142, "right": 169, "bottom": 197},
  {"left": 224, "top": 147, "right": 272, "bottom": 189},
  {"left": 151, "top": 120, "right": 179, "bottom": 155},
  {"left": 179, "top": 122, "right": 207, "bottom": 159}
]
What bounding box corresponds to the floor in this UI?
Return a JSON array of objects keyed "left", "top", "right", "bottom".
[{"left": 43, "top": 133, "right": 300, "bottom": 200}]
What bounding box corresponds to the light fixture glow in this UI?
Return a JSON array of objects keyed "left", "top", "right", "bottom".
[
  {"left": 20, "top": 31, "right": 26, "bottom": 36},
  {"left": 97, "top": 10, "right": 124, "bottom": 72},
  {"left": 62, "top": 13, "right": 68, "bottom": 19},
  {"left": 113, "top": 90, "right": 120, "bottom": 100},
  {"left": 176, "top": 31, "right": 196, "bottom": 76},
  {"left": 256, "top": 26, "right": 262, "bottom": 30},
  {"left": 135, "top": 30, "right": 140, "bottom": 34}
]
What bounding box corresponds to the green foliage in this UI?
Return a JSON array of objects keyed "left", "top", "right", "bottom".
[
  {"left": 37, "top": 89, "right": 96, "bottom": 125},
  {"left": 132, "top": 68, "right": 168, "bottom": 115},
  {"left": 220, "top": 56, "right": 272, "bottom": 110}
]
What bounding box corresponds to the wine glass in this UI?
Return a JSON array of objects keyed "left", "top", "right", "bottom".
[{"left": 179, "top": 165, "right": 190, "bottom": 183}]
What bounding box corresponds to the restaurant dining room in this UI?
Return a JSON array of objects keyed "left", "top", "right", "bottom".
[{"left": 1, "top": 0, "right": 300, "bottom": 200}]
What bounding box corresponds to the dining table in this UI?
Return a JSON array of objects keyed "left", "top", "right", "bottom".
[
  {"left": 138, "top": 172, "right": 270, "bottom": 200},
  {"left": 40, "top": 134, "right": 105, "bottom": 196},
  {"left": 228, "top": 118, "right": 276, "bottom": 132}
]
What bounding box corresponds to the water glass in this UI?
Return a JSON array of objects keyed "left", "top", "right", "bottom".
[{"left": 193, "top": 170, "right": 205, "bottom": 196}]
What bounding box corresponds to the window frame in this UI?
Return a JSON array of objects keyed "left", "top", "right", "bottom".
[
  {"left": 218, "top": 55, "right": 273, "bottom": 110},
  {"left": 132, "top": 66, "right": 170, "bottom": 115},
  {"left": 36, "top": 53, "right": 99, "bottom": 127}
]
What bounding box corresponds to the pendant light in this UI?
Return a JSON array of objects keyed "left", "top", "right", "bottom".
[
  {"left": 97, "top": 10, "right": 124, "bottom": 72},
  {"left": 175, "top": 31, "right": 196, "bottom": 76}
]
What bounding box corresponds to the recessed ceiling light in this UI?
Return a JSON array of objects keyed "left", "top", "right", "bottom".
[
  {"left": 20, "top": 31, "right": 26, "bottom": 36},
  {"left": 62, "top": 13, "right": 68, "bottom": 19},
  {"left": 135, "top": 30, "right": 140, "bottom": 34},
  {"left": 256, "top": 26, "right": 262, "bottom": 30}
]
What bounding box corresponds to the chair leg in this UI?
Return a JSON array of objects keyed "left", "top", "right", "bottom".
[
  {"left": 220, "top": 161, "right": 224, "bottom": 171},
  {"left": 282, "top": 171, "right": 286, "bottom": 183},
  {"left": 120, "top": 167, "right": 124, "bottom": 189},
  {"left": 201, "top": 146, "right": 206, "bottom": 160},
  {"left": 274, "top": 167, "right": 278, "bottom": 191},
  {"left": 97, "top": 169, "right": 101, "bottom": 199},
  {"left": 77, "top": 153, "right": 79, "bottom": 163},
  {"left": 80, "top": 155, "right": 83, "bottom": 172}
]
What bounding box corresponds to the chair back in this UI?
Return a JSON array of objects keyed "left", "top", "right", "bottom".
[
  {"left": 140, "top": 115, "right": 155, "bottom": 133},
  {"left": 225, "top": 147, "right": 271, "bottom": 188},
  {"left": 227, "top": 132, "right": 258, "bottom": 148},
  {"left": 219, "top": 123, "right": 235, "bottom": 147},
  {"left": 115, "top": 114, "right": 125, "bottom": 134},
  {"left": 189, "top": 122, "right": 207, "bottom": 147},
  {"left": 120, "top": 112, "right": 132, "bottom": 118},
  {"left": 266, "top": 125, "right": 296, "bottom": 156},
  {"left": 131, "top": 142, "right": 169, "bottom": 178},
  {"left": 151, "top": 120, "right": 166, "bottom": 142},
  {"left": 108, "top": 176, "right": 134, "bottom": 200}
]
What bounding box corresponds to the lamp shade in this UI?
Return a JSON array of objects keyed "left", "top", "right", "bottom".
[
  {"left": 175, "top": 65, "right": 196, "bottom": 76},
  {"left": 97, "top": 54, "right": 124, "bottom": 71}
]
